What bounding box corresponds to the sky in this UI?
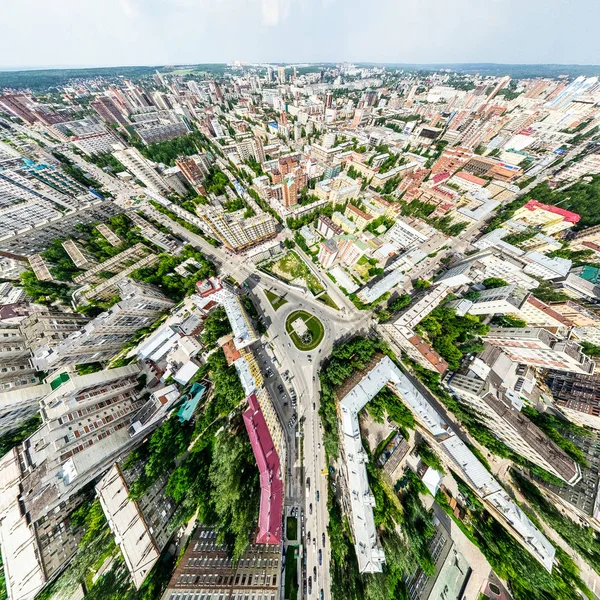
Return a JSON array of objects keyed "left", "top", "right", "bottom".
[{"left": 2, "top": 0, "right": 600, "bottom": 69}]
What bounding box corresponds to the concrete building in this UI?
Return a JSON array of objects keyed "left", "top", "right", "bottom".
[
  {"left": 113, "top": 147, "right": 170, "bottom": 193},
  {"left": 336, "top": 353, "right": 554, "bottom": 573},
  {"left": 96, "top": 461, "right": 177, "bottom": 588},
  {"left": 19, "top": 310, "right": 90, "bottom": 355},
  {"left": 32, "top": 279, "right": 174, "bottom": 372},
  {"left": 448, "top": 369, "right": 581, "bottom": 484},
  {"left": 317, "top": 214, "right": 344, "bottom": 239},
  {"left": 130, "top": 110, "right": 189, "bottom": 145},
  {"left": 198, "top": 207, "right": 277, "bottom": 251},
  {"left": 404, "top": 510, "right": 472, "bottom": 600},
  {"left": 160, "top": 525, "right": 281, "bottom": 600},
  {"left": 0, "top": 364, "right": 178, "bottom": 600},
  {"left": 484, "top": 327, "right": 595, "bottom": 374},
  {"left": 512, "top": 199, "right": 580, "bottom": 235},
  {"left": 315, "top": 174, "right": 360, "bottom": 204},
  {"left": 61, "top": 239, "right": 97, "bottom": 270},
  {"left": 175, "top": 155, "right": 207, "bottom": 193},
  {"left": 547, "top": 371, "right": 600, "bottom": 430},
  {"left": 318, "top": 239, "right": 338, "bottom": 268},
  {"left": 0, "top": 198, "right": 120, "bottom": 255}
]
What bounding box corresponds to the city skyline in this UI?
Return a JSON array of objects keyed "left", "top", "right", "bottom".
[{"left": 3, "top": 0, "right": 600, "bottom": 69}]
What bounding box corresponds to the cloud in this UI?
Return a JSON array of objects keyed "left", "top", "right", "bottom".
[{"left": 260, "top": 0, "right": 294, "bottom": 26}]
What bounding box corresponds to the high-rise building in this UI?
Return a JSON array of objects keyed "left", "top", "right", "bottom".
[
  {"left": 113, "top": 147, "right": 170, "bottom": 193},
  {"left": 277, "top": 66, "right": 286, "bottom": 84},
  {"left": 448, "top": 370, "right": 581, "bottom": 484},
  {"left": 318, "top": 239, "right": 338, "bottom": 268},
  {"left": 175, "top": 155, "right": 206, "bottom": 193},
  {"left": 547, "top": 371, "right": 600, "bottom": 430},
  {"left": 325, "top": 90, "right": 333, "bottom": 109},
  {"left": 198, "top": 207, "right": 277, "bottom": 251},
  {"left": 483, "top": 327, "right": 595, "bottom": 374},
  {"left": 0, "top": 365, "right": 180, "bottom": 600},
  {"left": 19, "top": 310, "right": 91, "bottom": 355},
  {"left": 96, "top": 460, "right": 177, "bottom": 589},
  {"left": 32, "top": 279, "right": 174, "bottom": 372},
  {"left": 90, "top": 96, "right": 129, "bottom": 126},
  {"left": 160, "top": 525, "right": 281, "bottom": 600},
  {"left": 266, "top": 66, "right": 273, "bottom": 83}
]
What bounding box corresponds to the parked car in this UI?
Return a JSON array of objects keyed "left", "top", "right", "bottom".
[
  {"left": 318, "top": 549, "right": 322, "bottom": 565},
  {"left": 322, "top": 533, "right": 326, "bottom": 547}
]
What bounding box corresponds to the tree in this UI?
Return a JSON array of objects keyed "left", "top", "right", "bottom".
[
  {"left": 482, "top": 277, "right": 508, "bottom": 289},
  {"left": 389, "top": 294, "right": 412, "bottom": 312},
  {"left": 284, "top": 238, "right": 296, "bottom": 249},
  {"left": 209, "top": 427, "right": 260, "bottom": 560},
  {"left": 413, "top": 278, "right": 432, "bottom": 289}
]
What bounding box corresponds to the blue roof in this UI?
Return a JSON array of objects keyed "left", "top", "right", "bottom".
[{"left": 177, "top": 382, "right": 207, "bottom": 421}]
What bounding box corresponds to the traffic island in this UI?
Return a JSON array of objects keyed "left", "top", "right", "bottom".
[{"left": 285, "top": 310, "right": 325, "bottom": 351}]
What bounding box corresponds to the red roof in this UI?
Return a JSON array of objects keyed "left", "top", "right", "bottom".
[
  {"left": 432, "top": 172, "right": 450, "bottom": 184},
  {"left": 408, "top": 335, "right": 448, "bottom": 374},
  {"left": 523, "top": 199, "right": 580, "bottom": 224},
  {"left": 243, "top": 393, "right": 283, "bottom": 545},
  {"left": 455, "top": 171, "right": 487, "bottom": 186}
]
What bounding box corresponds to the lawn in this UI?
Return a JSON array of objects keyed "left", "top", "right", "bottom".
[
  {"left": 265, "top": 289, "right": 288, "bottom": 311},
  {"left": 264, "top": 251, "right": 325, "bottom": 296},
  {"left": 317, "top": 293, "right": 339, "bottom": 310},
  {"left": 286, "top": 516, "right": 298, "bottom": 542},
  {"left": 284, "top": 546, "right": 299, "bottom": 600},
  {"left": 285, "top": 310, "right": 325, "bottom": 351}
]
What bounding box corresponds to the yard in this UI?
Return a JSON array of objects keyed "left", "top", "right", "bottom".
[
  {"left": 284, "top": 546, "right": 299, "bottom": 600},
  {"left": 286, "top": 516, "right": 298, "bottom": 542},
  {"left": 264, "top": 289, "right": 289, "bottom": 311},
  {"left": 263, "top": 251, "right": 325, "bottom": 296},
  {"left": 285, "top": 310, "right": 325, "bottom": 351}
]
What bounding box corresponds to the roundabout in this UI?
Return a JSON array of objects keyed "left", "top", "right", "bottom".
[{"left": 285, "top": 310, "right": 325, "bottom": 351}]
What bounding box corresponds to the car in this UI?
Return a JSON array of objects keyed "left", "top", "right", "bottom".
[
  {"left": 322, "top": 533, "right": 325, "bottom": 547},
  {"left": 309, "top": 503, "right": 313, "bottom": 515},
  {"left": 320, "top": 589, "right": 324, "bottom": 600},
  {"left": 308, "top": 577, "right": 312, "bottom": 595},
  {"left": 307, "top": 531, "right": 311, "bottom": 543},
  {"left": 318, "top": 549, "right": 322, "bottom": 565},
  {"left": 313, "top": 376, "right": 316, "bottom": 381},
  {"left": 313, "top": 566, "right": 317, "bottom": 580},
  {"left": 316, "top": 491, "right": 320, "bottom": 502}
]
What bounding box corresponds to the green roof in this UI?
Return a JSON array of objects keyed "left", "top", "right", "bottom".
[
  {"left": 579, "top": 266, "right": 600, "bottom": 284},
  {"left": 50, "top": 372, "right": 70, "bottom": 390}
]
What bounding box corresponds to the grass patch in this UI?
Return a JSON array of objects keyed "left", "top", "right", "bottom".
[
  {"left": 284, "top": 546, "right": 299, "bottom": 600},
  {"left": 317, "top": 293, "right": 339, "bottom": 310},
  {"left": 264, "top": 289, "right": 288, "bottom": 311},
  {"left": 286, "top": 516, "right": 298, "bottom": 542},
  {"left": 285, "top": 310, "right": 325, "bottom": 351},
  {"left": 263, "top": 251, "right": 325, "bottom": 295}
]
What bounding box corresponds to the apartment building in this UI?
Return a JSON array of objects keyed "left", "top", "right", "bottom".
[
  {"left": 316, "top": 214, "right": 343, "bottom": 239},
  {"left": 448, "top": 371, "right": 581, "bottom": 484},
  {"left": 19, "top": 310, "right": 90, "bottom": 352},
  {"left": 113, "top": 147, "right": 170, "bottom": 193},
  {"left": 33, "top": 279, "right": 174, "bottom": 372},
  {"left": 547, "top": 371, "right": 600, "bottom": 430},
  {"left": 318, "top": 238, "right": 338, "bottom": 268},
  {"left": 484, "top": 327, "right": 594, "bottom": 374},
  {"left": 96, "top": 461, "right": 177, "bottom": 588},
  {"left": 512, "top": 199, "right": 580, "bottom": 235},
  {"left": 344, "top": 203, "right": 373, "bottom": 230},
  {"left": 0, "top": 364, "right": 183, "bottom": 600},
  {"left": 0, "top": 198, "right": 120, "bottom": 255},
  {"left": 160, "top": 525, "right": 281, "bottom": 600},
  {"left": 198, "top": 207, "right": 276, "bottom": 251},
  {"left": 175, "top": 155, "right": 207, "bottom": 193},
  {"left": 61, "top": 239, "right": 97, "bottom": 270},
  {"left": 315, "top": 174, "right": 360, "bottom": 203}
]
